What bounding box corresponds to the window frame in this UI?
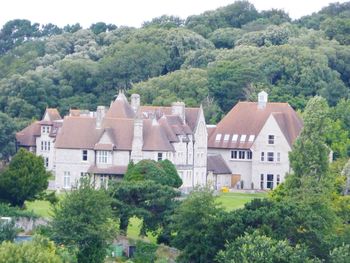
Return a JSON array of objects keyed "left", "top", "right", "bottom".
[
  {"left": 268, "top": 135, "right": 275, "bottom": 144},
  {"left": 82, "top": 150, "right": 88, "bottom": 162},
  {"left": 267, "top": 152, "right": 274, "bottom": 162}
]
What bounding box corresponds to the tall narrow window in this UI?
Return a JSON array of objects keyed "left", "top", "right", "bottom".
[
  {"left": 41, "top": 141, "right": 44, "bottom": 151},
  {"left": 45, "top": 157, "right": 49, "bottom": 168},
  {"left": 97, "top": 151, "right": 110, "bottom": 164},
  {"left": 82, "top": 150, "right": 88, "bottom": 161},
  {"left": 267, "top": 152, "right": 274, "bottom": 162},
  {"left": 268, "top": 135, "right": 275, "bottom": 144},
  {"left": 260, "top": 152, "right": 265, "bottom": 161},
  {"left": 277, "top": 174, "right": 280, "bottom": 185},
  {"left": 277, "top": 152, "right": 281, "bottom": 162},
  {"left": 267, "top": 174, "right": 274, "bottom": 189},
  {"left": 260, "top": 174, "right": 264, "bottom": 189},
  {"left": 48, "top": 142, "right": 50, "bottom": 151},
  {"left": 157, "top": 152, "right": 163, "bottom": 161},
  {"left": 239, "top": 150, "right": 245, "bottom": 159},
  {"left": 64, "top": 171, "right": 71, "bottom": 189},
  {"left": 231, "top": 150, "right": 238, "bottom": 159},
  {"left": 247, "top": 151, "right": 252, "bottom": 159}
]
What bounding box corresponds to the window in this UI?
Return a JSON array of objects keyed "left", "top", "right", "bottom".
[
  {"left": 82, "top": 150, "right": 88, "bottom": 161},
  {"left": 238, "top": 150, "right": 245, "bottom": 159},
  {"left": 277, "top": 152, "right": 281, "bottom": 162},
  {"left": 97, "top": 151, "right": 110, "bottom": 164},
  {"left": 240, "top": 135, "right": 246, "bottom": 142},
  {"left": 45, "top": 157, "right": 49, "bottom": 168},
  {"left": 261, "top": 152, "right": 265, "bottom": 161},
  {"left": 231, "top": 150, "right": 238, "bottom": 159},
  {"left": 64, "top": 171, "right": 71, "bottom": 189},
  {"left": 247, "top": 151, "right": 252, "bottom": 159},
  {"left": 267, "top": 152, "right": 274, "bottom": 162},
  {"left": 232, "top": 134, "right": 238, "bottom": 141},
  {"left": 100, "top": 175, "right": 108, "bottom": 189},
  {"left": 224, "top": 134, "right": 230, "bottom": 141},
  {"left": 48, "top": 142, "right": 50, "bottom": 151},
  {"left": 41, "top": 141, "right": 44, "bottom": 151},
  {"left": 248, "top": 135, "right": 255, "bottom": 142},
  {"left": 268, "top": 135, "right": 275, "bottom": 144},
  {"left": 277, "top": 174, "right": 280, "bottom": 185},
  {"left": 157, "top": 152, "right": 163, "bottom": 161},
  {"left": 260, "top": 174, "right": 264, "bottom": 189},
  {"left": 215, "top": 134, "right": 222, "bottom": 141},
  {"left": 267, "top": 174, "right": 274, "bottom": 189},
  {"left": 46, "top": 126, "right": 50, "bottom": 133}
]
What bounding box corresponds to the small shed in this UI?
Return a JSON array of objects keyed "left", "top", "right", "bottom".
[{"left": 207, "top": 155, "right": 232, "bottom": 190}]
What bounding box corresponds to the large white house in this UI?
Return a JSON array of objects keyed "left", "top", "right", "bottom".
[
  {"left": 207, "top": 91, "right": 303, "bottom": 190},
  {"left": 16, "top": 92, "right": 208, "bottom": 190}
]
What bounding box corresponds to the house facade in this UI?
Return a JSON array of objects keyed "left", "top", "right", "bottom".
[
  {"left": 207, "top": 91, "right": 303, "bottom": 190},
  {"left": 16, "top": 92, "right": 208, "bottom": 190}
]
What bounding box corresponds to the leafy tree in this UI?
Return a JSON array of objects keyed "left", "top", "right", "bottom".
[
  {"left": 50, "top": 178, "right": 117, "bottom": 263},
  {"left": 0, "top": 148, "right": 51, "bottom": 207},
  {"left": 329, "top": 244, "right": 350, "bottom": 263},
  {"left": 0, "top": 220, "right": 17, "bottom": 243},
  {"left": 0, "top": 112, "right": 16, "bottom": 160},
  {"left": 110, "top": 180, "right": 179, "bottom": 236},
  {"left": 170, "top": 188, "right": 222, "bottom": 263},
  {"left": 0, "top": 235, "right": 72, "bottom": 263},
  {"left": 217, "top": 231, "right": 316, "bottom": 263},
  {"left": 124, "top": 159, "right": 182, "bottom": 188},
  {"left": 143, "top": 15, "right": 184, "bottom": 29}
]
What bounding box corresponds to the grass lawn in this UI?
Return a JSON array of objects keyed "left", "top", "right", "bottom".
[
  {"left": 216, "top": 192, "right": 267, "bottom": 211},
  {"left": 25, "top": 200, "right": 53, "bottom": 218}
]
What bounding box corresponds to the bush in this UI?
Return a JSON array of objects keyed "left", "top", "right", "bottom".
[
  {"left": 132, "top": 240, "right": 157, "bottom": 263},
  {"left": 0, "top": 220, "right": 17, "bottom": 243}
]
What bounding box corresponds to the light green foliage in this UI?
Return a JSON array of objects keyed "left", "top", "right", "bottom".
[
  {"left": 329, "top": 244, "right": 350, "bottom": 263},
  {"left": 132, "top": 240, "right": 158, "bottom": 263},
  {"left": 0, "top": 148, "right": 51, "bottom": 207},
  {"left": 0, "top": 236, "right": 70, "bottom": 263},
  {"left": 0, "top": 220, "right": 17, "bottom": 243},
  {"left": 217, "top": 231, "right": 316, "bottom": 263},
  {"left": 50, "top": 178, "right": 117, "bottom": 263}
]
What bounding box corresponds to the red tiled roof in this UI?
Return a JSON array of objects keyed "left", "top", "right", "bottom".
[
  {"left": 208, "top": 102, "right": 303, "bottom": 149},
  {"left": 16, "top": 121, "right": 41, "bottom": 147}
]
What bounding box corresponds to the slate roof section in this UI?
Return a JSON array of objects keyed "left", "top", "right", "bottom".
[
  {"left": 207, "top": 155, "right": 232, "bottom": 174},
  {"left": 16, "top": 121, "right": 41, "bottom": 147},
  {"left": 87, "top": 165, "right": 127, "bottom": 175},
  {"left": 45, "top": 108, "right": 62, "bottom": 121},
  {"left": 208, "top": 102, "right": 303, "bottom": 149}
]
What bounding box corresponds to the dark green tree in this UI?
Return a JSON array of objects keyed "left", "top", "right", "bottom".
[
  {"left": 0, "top": 149, "right": 51, "bottom": 207},
  {"left": 0, "top": 112, "right": 16, "bottom": 160},
  {"left": 50, "top": 178, "right": 116, "bottom": 263}
]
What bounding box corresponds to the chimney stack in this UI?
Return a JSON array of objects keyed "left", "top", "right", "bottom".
[
  {"left": 258, "top": 91, "right": 268, "bottom": 109},
  {"left": 131, "top": 94, "right": 140, "bottom": 113},
  {"left": 171, "top": 101, "right": 186, "bottom": 123},
  {"left": 96, "top": 106, "right": 106, "bottom": 129},
  {"left": 131, "top": 116, "right": 143, "bottom": 162}
]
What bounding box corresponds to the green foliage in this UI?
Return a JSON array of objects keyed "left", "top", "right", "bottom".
[
  {"left": 329, "top": 244, "right": 350, "bottom": 263},
  {"left": 0, "top": 112, "right": 16, "bottom": 160},
  {"left": 171, "top": 188, "right": 222, "bottom": 263},
  {"left": 217, "top": 231, "right": 316, "bottom": 263},
  {"left": 0, "top": 149, "right": 51, "bottom": 207},
  {"left": 0, "top": 235, "right": 72, "bottom": 263},
  {"left": 124, "top": 159, "right": 182, "bottom": 188},
  {"left": 142, "top": 15, "right": 184, "bottom": 29},
  {"left": 132, "top": 240, "right": 158, "bottom": 263},
  {"left": 0, "top": 220, "right": 17, "bottom": 243},
  {"left": 0, "top": 203, "right": 37, "bottom": 218},
  {"left": 50, "top": 178, "right": 117, "bottom": 263}
]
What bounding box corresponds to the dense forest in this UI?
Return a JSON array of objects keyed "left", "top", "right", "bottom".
[{"left": 1, "top": 1, "right": 350, "bottom": 160}]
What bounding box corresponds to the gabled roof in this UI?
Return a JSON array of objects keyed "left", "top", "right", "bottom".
[
  {"left": 208, "top": 102, "right": 303, "bottom": 149},
  {"left": 143, "top": 119, "right": 175, "bottom": 152},
  {"left": 43, "top": 108, "right": 62, "bottom": 121},
  {"left": 16, "top": 121, "right": 41, "bottom": 147},
  {"left": 207, "top": 155, "right": 231, "bottom": 174}
]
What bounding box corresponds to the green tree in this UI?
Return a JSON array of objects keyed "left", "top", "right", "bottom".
[
  {"left": 0, "top": 148, "right": 51, "bottom": 207},
  {"left": 50, "top": 178, "right": 117, "bottom": 263},
  {"left": 171, "top": 188, "right": 221, "bottom": 263},
  {"left": 0, "top": 235, "right": 70, "bottom": 263},
  {"left": 217, "top": 231, "right": 316, "bottom": 263},
  {"left": 0, "top": 112, "right": 16, "bottom": 160}
]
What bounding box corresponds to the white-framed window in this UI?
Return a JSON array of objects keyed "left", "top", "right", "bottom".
[
  {"left": 247, "top": 151, "right": 252, "bottom": 159},
  {"left": 82, "top": 150, "right": 88, "bottom": 161},
  {"left": 64, "top": 171, "right": 71, "bottom": 189},
  {"left": 97, "top": 151, "right": 111, "bottom": 164},
  {"left": 45, "top": 157, "right": 49, "bottom": 168},
  {"left": 267, "top": 152, "right": 274, "bottom": 162},
  {"left": 223, "top": 134, "right": 230, "bottom": 141},
  {"left": 267, "top": 174, "right": 274, "bottom": 189},
  {"left": 157, "top": 152, "right": 163, "bottom": 161},
  {"left": 100, "top": 175, "right": 108, "bottom": 189},
  {"left": 231, "top": 150, "right": 238, "bottom": 159},
  {"left": 41, "top": 141, "right": 44, "bottom": 151},
  {"left": 215, "top": 134, "right": 222, "bottom": 141},
  {"left": 238, "top": 150, "right": 245, "bottom": 159},
  {"left": 46, "top": 126, "right": 50, "bottom": 133},
  {"left": 268, "top": 135, "right": 275, "bottom": 144},
  {"left": 48, "top": 142, "right": 50, "bottom": 151},
  {"left": 260, "top": 174, "right": 264, "bottom": 189},
  {"left": 261, "top": 152, "right": 265, "bottom": 161},
  {"left": 240, "top": 135, "right": 246, "bottom": 142},
  {"left": 277, "top": 152, "right": 281, "bottom": 162},
  {"left": 232, "top": 134, "right": 238, "bottom": 142},
  {"left": 277, "top": 174, "right": 280, "bottom": 185}
]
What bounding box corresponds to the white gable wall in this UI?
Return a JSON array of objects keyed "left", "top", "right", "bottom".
[{"left": 251, "top": 115, "right": 292, "bottom": 190}]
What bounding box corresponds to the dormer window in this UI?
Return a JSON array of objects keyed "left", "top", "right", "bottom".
[
  {"left": 223, "top": 134, "right": 230, "bottom": 141},
  {"left": 248, "top": 135, "right": 255, "bottom": 142},
  {"left": 232, "top": 134, "right": 238, "bottom": 141},
  {"left": 268, "top": 135, "right": 275, "bottom": 144},
  {"left": 215, "top": 134, "right": 222, "bottom": 141},
  {"left": 240, "top": 135, "right": 246, "bottom": 142}
]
